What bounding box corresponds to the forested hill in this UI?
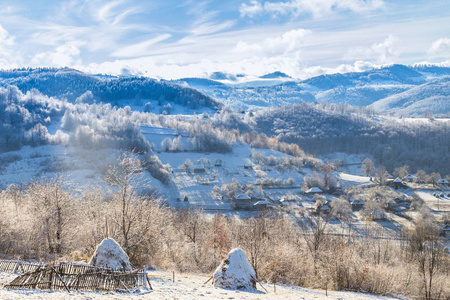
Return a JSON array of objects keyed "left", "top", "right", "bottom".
[
  {"left": 0, "top": 68, "right": 222, "bottom": 110},
  {"left": 252, "top": 102, "right": 450, "bottom": 175}
]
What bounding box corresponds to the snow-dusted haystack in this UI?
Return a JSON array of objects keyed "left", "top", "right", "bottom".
[
  {"left": 213, "top": 248, "right": 256, "bottom": 290},
  {"left": 88, "top": 238, "right": 132, "bottom": 271}
]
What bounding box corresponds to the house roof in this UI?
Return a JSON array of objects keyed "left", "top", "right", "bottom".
[
  {"left": 235, "top": 194, "right": 251, "bottom": 200},
  {"left": 350, "top": 199, "right": 364, "bottom": 205},
  {"left": 254, "top": 201, "right": 271, "bottom": 206},
  {"left": 306, "top": 187, "right": 323, "bottom": 193},
  {"left": 393, "top": 177, "right": 403, "bottom": 183},
  {"left": 438, "top": 178, "right": 449, "bottom": 184},
  {"left": 403, "top": 174, "right": 416, "bottom": 179},
  {"left": 320, "top": 204, "right": 331, "bottom": 210}
]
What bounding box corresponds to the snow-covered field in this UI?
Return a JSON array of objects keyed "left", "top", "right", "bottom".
[{"left": 0, "top": 270, "right": 404, "bottom": 300}]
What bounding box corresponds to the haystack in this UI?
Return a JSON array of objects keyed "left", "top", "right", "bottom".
[
  {"left": 213, "top": 248, "right": 256, "bottom": 290},
  {"left": 88, "top": 238, "right": 132, "bottom": 271}
]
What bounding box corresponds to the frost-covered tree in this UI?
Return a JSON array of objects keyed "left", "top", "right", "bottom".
[
  {"left": 374, "top": 166, "right": 388, "bottom": 186},
  {"left": 171, "top": 135, "right": 183, "bottom": 151},
  {"left": 161, "top": 137, "right": 173, "bottom": 152},
  {"left": 179, "top": 158, "right": 194, "bottom": 173},
  {"left": 361, "top": 157, "right": 375, "bottom": 177},
  {"left": 394, "top": 165, "right": 410, "bottom": 179}
]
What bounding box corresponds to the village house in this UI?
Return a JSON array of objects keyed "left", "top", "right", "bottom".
[
  {"left": 193, "top": 165, "right": 206, "bottom": 174},
  {"left": 253, "top": 200, "right": 271, "bottom": 210},
  {"left": 315, "top": 203, "right": 331, "bottom": 214},
  {"left": 403, "top": 174, "right": 417, "bottom": 182},
  {"left": 350, "top": 199, "right": 364, "bottom": 210},
  {"left": 233, "top": 194, "right": 253, "bottom": 210},
  {"left": 391, "top": 177, "right": 405, "bottom": 189},
  {"left": 438, "top": 178, "right": 449, "bottom": 187}
]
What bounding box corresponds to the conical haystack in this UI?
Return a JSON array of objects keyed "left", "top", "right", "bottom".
[
  {"left": 213, "top": 248, "right": 256, "bottom": 290},
  {"left": 88, "top": 238, "right": 132, "bottom": 271}
]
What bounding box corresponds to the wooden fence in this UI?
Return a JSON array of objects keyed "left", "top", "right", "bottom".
[
  {"left": 3, "top": 261, "right": 151, "bottom": 292},
  {"left": 0, "top": 259, "right": 43, "bottom": 274}
]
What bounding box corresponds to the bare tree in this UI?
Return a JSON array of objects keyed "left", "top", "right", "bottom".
[
  {"left": 104, "top": 152, "right": 151, "bottom": 257},
  {"left": 176, "top": 208, "right": 204, "bottom": 264},
  {"left": 405, "top": 212, "right": 446, "bottom": 300},
  {"left": 302, "top": 213, "right": 330, "bottom": 274},
  {"left": 26, "top": 176, "right": 72, "bottom": 255}
]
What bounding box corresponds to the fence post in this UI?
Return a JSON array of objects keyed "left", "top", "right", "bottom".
[{"left": 13, "top": 256, "right": 21, "bottom": 274}]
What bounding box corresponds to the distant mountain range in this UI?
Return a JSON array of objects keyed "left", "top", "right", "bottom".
[
  {"left": 0, "top": 65, "right": 448, "bottom": 116},
  {"left": 176, "top": 64, "right": 450, "bottom": 116}
]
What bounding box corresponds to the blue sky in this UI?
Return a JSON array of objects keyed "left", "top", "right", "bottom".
[{"left": 0, "top": 0, "right": 449, "bottom": 79}]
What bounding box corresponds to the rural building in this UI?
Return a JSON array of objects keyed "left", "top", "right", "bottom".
[
  {"left": 403, "top": 174, "right": 416, "bottom": 182},
  {"left": 233, "top": 194, "right": 253, "bottom": 210},
  {"left": 315, "top": 203, "right": 331, "bottom": 214},
  {"left": 193, "top": 166, "right": 206, "bottom": 173},
  {"left": 214, "top": 159, "right": 222, "bottom": 167},
  {"left": 253, "top": 200, "right": 271, "bottom": 209},
  {"left": 391, "top": 177, "right": 404, "bottom": 189},
  {"left": 350, "top": 199, "right": 364, "bottom": 210},
  {"left": 438, "top": 178, "right": 449, "bottom": 187}
]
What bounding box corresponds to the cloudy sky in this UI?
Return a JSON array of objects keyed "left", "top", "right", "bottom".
[{"left": 0, "top": 0, "right": 449, "bottom": 79}]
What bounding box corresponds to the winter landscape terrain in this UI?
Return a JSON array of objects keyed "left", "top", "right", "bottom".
[
  {"left": 0, "top": 66, "right": 449, "bottom": 300},
  {"left": 1, "top": 0, "right": 450, "bottom": 299}
]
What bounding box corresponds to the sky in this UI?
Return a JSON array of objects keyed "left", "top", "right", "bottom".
[{"left": 0, "top": 0, "right": 449, "bottom": 79}]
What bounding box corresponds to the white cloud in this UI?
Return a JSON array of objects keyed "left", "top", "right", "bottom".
[
  {"left": 234, "top": 29, "right": 311, "bottom": 56},
  {"left": 345, "top": 35, "right": 400, "bottom": 64},
  {"left": 97, "top": 0, "right": 139, "bottom": 26},
  {"left": 31, "top": 43, "right": 82, "bottom": 67},
  {"left": 112, "top": 34, "right": 172, "bottom": 57},
  {"left": 240, "top": 0, "right": 384, "bottom": 18},
  {"left": 0, "top": 24, "right": 20, "bottom": 69},
  {"left": 79, "top": 51, "right": 380, "bottom": 81},
  {"left": 240, "top": 0, "right": 264, "bottom": 17},
  {"left": 0, "top": 24, "right": 14, "bottom": 47},
  {"left": 428, "top": 37, "right": 450, "bottom": 57}
]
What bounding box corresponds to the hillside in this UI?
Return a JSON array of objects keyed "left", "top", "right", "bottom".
[
  {"left": 369, "top": 76, "right": 450, "bottom": 116},
  {"left": 252, "top": 102, "right": 450, "bottom": 175}
]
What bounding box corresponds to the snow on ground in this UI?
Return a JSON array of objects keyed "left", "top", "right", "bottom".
[
  {"left": 0, "top": 270, "right": 405, "bottom": 300},
  {"left": 337, "top": 173, "right": 373, "bottom": 188},
  {"left": 318, "top": 152, "right": 379, "bottom": 176},
  {"left": 414, "top": 190, "right": 450, "bottom": 214},
  {"left": 0, "top": 144, "right": 174, "bottom": 201},
  {"left": 156, "top": 143, "right": 309, "bottom": 211}
]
